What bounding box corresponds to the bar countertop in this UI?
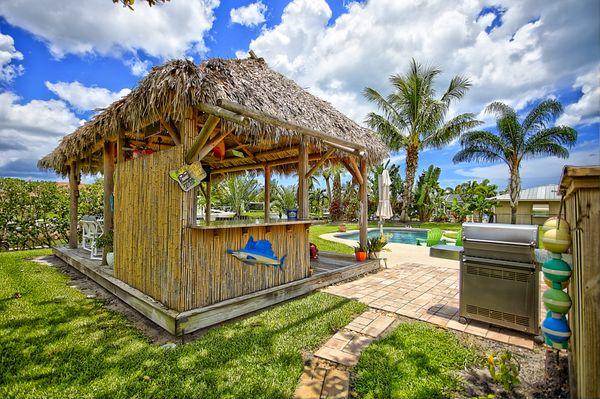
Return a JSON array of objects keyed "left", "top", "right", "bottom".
[{"left": 188, "top": 219, "right": 325, "bottom": 230}]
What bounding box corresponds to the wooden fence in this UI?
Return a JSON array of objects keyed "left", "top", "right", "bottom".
[{"left": 560, "top": 166, "right": 600, "bottom": 399}]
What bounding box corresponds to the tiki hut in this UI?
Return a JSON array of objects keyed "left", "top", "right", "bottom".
[{"left": 39, "top": 55, "right": 387, "bottom": 334}]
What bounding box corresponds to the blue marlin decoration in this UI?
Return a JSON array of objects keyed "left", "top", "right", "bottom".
[{"left": 227, "top": 236, "right": 286, "bottom": 270}]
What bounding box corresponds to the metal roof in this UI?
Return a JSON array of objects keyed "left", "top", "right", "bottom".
[{"left": 493, "top": 184, "right": 561, "bottom": 201}]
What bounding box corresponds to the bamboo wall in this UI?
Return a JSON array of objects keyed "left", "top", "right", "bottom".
[
  {"left": 180, "top": 224, "right": 310, "bottom": 310},
  {"left": 562, "top": 167, "right": 599, "bottom": 399},
  {"left": 114, "top": 145, "right": 186, "bottom": 310},
  {"left": 113, "top": 109, "right": 311, "bottom": 312}
]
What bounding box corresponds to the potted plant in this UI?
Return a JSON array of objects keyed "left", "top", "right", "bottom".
[
  {"left": 354, "top": 243, "right": 368, "bottom": 262},
  {"left": 367, "top": 235, "right": 389, "bottom": 259},
  {"left": 97, "top": 230, "right": 114, "bottom": 267},
  {"left": 338, "top": 223, "right": 347, "bottom": 232}
]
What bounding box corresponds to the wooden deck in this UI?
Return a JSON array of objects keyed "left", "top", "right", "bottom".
[{"left": 53, "top": 246, "right": 381, "bottom": 336}]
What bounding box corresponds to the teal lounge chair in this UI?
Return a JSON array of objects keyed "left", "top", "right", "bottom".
[{"left": 416, "top": 228, "right": 445, "bottom": 247}]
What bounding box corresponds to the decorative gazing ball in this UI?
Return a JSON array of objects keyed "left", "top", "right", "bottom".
[
  {"left": 542, "top": 314, "right": 571, "bottom": 343},
  {"left": 542, "top": 217, "right": 570, "bottom": 233},
  {"left": 542, "top": 258, "right": 572, "bottom": 284},
  {"left": 542, "top": 228, "right": 572, "bottom": 253},
  {"left": 543, "top": 288, "right": 572, "bottom": 314}
]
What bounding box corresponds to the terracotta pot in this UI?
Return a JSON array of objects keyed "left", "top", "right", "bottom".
[
  {"left": 338, "top": 224, "right": 347, "bottom": 232},
  {"left": 355, "top": 251, "right": 367, "bottom": 262}
]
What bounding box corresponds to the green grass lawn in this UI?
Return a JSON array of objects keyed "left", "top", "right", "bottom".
[
  {"left": 353, "top": 322, "right": 481, "bottom": 399},
  {"left": 0, "top": 250, "right": 367, "bottom": 399}
]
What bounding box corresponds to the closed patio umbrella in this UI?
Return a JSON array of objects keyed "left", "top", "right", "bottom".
[{"left": 375, "top": 169, "right": 393, "bottom": 235}]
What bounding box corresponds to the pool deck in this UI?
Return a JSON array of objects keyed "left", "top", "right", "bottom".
[{"left": 321, "top": 229, "right": 459, "bottom": 269}]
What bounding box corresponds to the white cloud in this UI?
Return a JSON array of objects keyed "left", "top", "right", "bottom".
[
  {"left": 0, "top": 92, "right": 83, "bottom": 177},
  {"left": 557, "top": 67, "right": 600, "bottom": 127},
  {"left": 0, "top": 0, "right": 219, "bottom": 73},
  {"left": 230, "top": 1, "right": 267, "bottom": 27},
  {"left": 126, "top": 58, "right": 152, "bottom": 77},
  {"left": 0, "top": 32, "right": 24, "bottom": 83},
  {"left": 45, "top": 81, "right": 131, "bottom": 112},
  {"left": 244, "top": 0, "right": 600, "bottom": 124}
]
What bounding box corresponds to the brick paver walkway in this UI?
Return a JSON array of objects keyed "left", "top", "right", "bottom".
[
  {"left": 321, "top": 262, "right": 539, "bottom": 350},
  {"left": 294, "top": 310, "right": 395, "bottom": 399}
]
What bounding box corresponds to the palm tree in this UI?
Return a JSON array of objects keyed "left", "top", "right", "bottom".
[
  {"left": 272, "top": 184, "right": 297, "bottom": 216},
  {"left": 453, "top": 100, "right": 577, "bottom": 223},
  {"left": 320, "top": 164, "right": 344, "bottom": 207},
  {"left": 214, "top": 174, "right": 261, "bottom": 217},
  {"left": 364, "top": 59, "right": 480, "bottom": 221}
]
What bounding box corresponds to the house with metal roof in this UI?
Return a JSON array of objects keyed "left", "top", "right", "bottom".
[{"left": 492, "top": 184, "right": 561, "bottom": 224}]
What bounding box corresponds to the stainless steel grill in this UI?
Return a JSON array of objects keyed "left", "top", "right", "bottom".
[{"left": 459, "top": 223, "right": 540, "bottom": 334}]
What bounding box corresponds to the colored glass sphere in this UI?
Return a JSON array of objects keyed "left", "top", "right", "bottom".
[
  {"left": 542, "top": 228, "right": 572, "bottom": 253},
  {"left": 543, "top": 288, "right": 572, "bottom": 314},
  {"left": 542, "top": 314, "right": 571, "bottom": 343},
  {"left": 542, "top": 217, "right": 570, "bottom": 233},
  {"left": 542, "top": 257, "right": 572, "bottom": 284}
]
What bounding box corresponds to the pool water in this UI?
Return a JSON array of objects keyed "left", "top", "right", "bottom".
[{"left": 336, "top": 229, "right": 427, "bottom": 245}]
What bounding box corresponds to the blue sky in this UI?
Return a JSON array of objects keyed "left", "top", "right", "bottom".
[{"left": 0, "top": 0, "right": 598, "bottom": 190}]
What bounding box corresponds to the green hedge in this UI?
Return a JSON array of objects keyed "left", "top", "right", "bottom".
[{"left": 0, "top": 178, "right": 103, "bottom": 251}]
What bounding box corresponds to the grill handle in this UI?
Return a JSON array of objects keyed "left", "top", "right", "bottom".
[
  {"left": 463, "top": 237, "right": 535, "bottom": 247},
  {"left": 463, "top": 255, "right": 537, "bottom": 270}
]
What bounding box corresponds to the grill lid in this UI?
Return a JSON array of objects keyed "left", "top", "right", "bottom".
[{"left": 462, "top": 223, "right": 538, "bottom": 246}]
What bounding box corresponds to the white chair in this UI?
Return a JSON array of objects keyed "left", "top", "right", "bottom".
[{"left": 80, "top": 216, "right": 103, "bottom": 260}]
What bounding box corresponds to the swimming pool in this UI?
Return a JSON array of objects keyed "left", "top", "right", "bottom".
[{"left": 336, "top": 228, "right": 427, "bottom": 245}]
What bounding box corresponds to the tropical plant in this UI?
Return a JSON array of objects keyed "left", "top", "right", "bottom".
[
  {"left": 309, "top": 186, "right": 327, "bottom": 216},
  {"left": 412, "top": 165, "right": 442, "bottom": 221},
  {"left": 364, "top": 59, "right": 480, "bottom": 220},
  {"left": 214, "top": 174, "right": 261, "bottom": 216},
  {"left": 487, "top": 351, "right": 521, "bottom": 392},
  {"left": 453, "top": 99, "right": 577, "bottom": 223},
  {"left": 272, "top": 184, "right": 297, "bottom": 214},
  {"left": 321, "top": 164, "right": 344, "bottom": 207},
  {"left": 329, "top": 167, "right": 345, "bottom": 221},
  {"left": 366, "top": 235, "right": 389, "bottom": 253}
]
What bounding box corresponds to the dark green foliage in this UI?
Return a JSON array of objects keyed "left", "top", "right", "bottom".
[
  {"left": 0, "top": 250, "right": 367, "bottom": 398},
  {"left": 354, "top": 322, "right": 481, "bottom": 399},
  {"left": 0, "top": 178, "right": 103, "bottom": 251}
]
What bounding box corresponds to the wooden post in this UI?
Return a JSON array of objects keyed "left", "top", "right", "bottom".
[
  {"left": 264, "top": 165, "right": 271, "bottom": 222},
  {"left": 102, "top": 141, "right": 115, "bottom": 265},
  {"left": 205, "top": 174, "right": 211, "bottom": 225},
  {"left": 298, "top": 139, "right": 309, "bottom": 219},
  {"left": 68, "top": 161, "right": 79, "bottom": 249},
  {"left": 359, "top": 157, "right": 368, "bottom": 248},
  {"left": 185, "top": 115, "right": 220, "bottom": 164},
  {"left": 117, "top": 132, "right": 125, "bottom": 163}
]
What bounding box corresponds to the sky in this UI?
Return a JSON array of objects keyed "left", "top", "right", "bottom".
[{"left": 0, "top": 0, "right": 598, "bottom": 190}]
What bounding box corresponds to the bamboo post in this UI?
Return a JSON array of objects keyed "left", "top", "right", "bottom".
[
  {"left": 205, "top": 174, "right": 211, "bottom": 226},
  {"left": 102, "top": 141, "right": 115, "bottom": 265},
  {"left": 264, "top": 165, "right": 271, "bottom": 222},
  {"left": 298, "top": 139, "right": 309, "bottom": 219},
  {"left": 359, "top": 157, "right": 368, "bottom": 248},
  {"left": 185, "top": 115, "right": 220, "bottom": 164},
  {"left": 68, "top": 161, "right": 79, "bottom": 249}
]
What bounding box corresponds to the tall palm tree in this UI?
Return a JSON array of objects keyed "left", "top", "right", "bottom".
[
  {"left": 215, "top": 174, "right": 261, "bottom": 217},
  {"left": 364, "top": 59, "right": 480, "bottom": 221},
  {"left": 453, "top": 99, "right": 577, "bottom": 224}
]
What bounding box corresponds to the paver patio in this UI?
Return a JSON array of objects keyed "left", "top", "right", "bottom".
[{"left": 321, "top": 261, "right": 542, "bottom": 350}]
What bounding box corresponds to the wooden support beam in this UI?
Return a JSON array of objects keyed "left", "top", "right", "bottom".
[
  {"left": 211, "top": 153, "right": 323, "bottom": 175},
  {"left": 264, "top": 165, "right": 271, "bottom": 222},
  {"left": 158, "top": 116, "right": 181, "bottom": 146},
  {"left": 117, "top": 132, "right": 126, "bottom": 163},
  {"left": 359, "top": 157, "right": 368, "bottom": 248},
  {"left": 298, "top": 139, "right": 309, "bottom": 219},
  {"left": 185, "top": 115, "right": 220, "bottom": 164},
  {"left": 229, "top": 134, "right": 254, "bottom": 158},
  {"left": 205, "top": 175, "right": 211, "bottom": 226},
  {"left": 341, "top": 159, "right": 363, "bottom": 186},
  {"left": 68, "top": 162, "right": 79, "bottom": 249},
  {"left": 196, "top": 103, "right": 249, "bottom": 126},
  {"left": 102, "top": 141, "right": 115, "bottom": 265},
  {"left": 216, "top": 99, "right": 365, "bottom": 154},
  {"left": 347, "top": 157, "right": 363, "bottom": 185},
  {"left": 306, "top": 148, "right": 335, "bottom": 178},
  {"left": 196, "top": 130, "right": 230, "bottom": 162}
]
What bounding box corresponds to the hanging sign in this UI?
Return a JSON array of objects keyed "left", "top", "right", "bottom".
[{"left": 169, "top": 161, "right": 206, "bottom": 192}]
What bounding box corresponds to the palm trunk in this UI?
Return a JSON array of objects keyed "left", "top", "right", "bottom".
[
  {"left": 324, "top": 176, "right": 332, "bottom": 207},
  {"left": 400, "top": 144, "right": 419, "bottom": 222},
  {"left": 509, "top": 164, "right": 521, "bottom": 224}
]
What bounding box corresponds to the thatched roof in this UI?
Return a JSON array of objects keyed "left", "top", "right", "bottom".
[{"left": 38, "top": 57, "right": 387, "bottom": 175}]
